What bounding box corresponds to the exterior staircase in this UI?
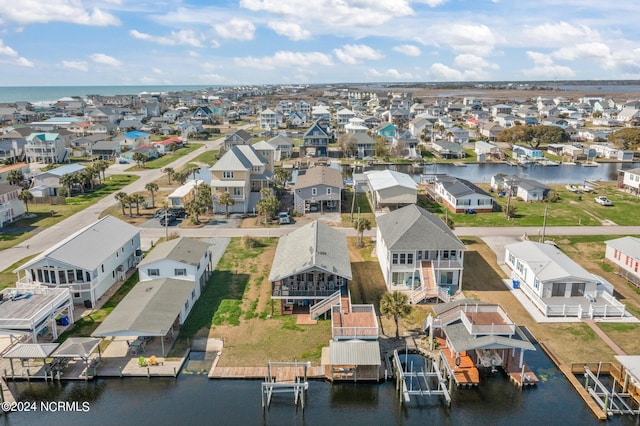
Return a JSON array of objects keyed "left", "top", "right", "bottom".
[{"left": 309, "top": 290, "right": 341, "bottom": 320}]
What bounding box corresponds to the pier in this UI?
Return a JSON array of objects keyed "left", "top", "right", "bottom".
[{"left": 260, "top": 361, "right": 311, "bottom": 411}]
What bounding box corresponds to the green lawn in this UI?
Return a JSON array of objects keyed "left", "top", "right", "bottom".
[
  {"left": 0, "top": 174, "right": 139, "bottom": 251},
  {"left": 126, "top": 144, "right": 202, "bottom": 170},
  {"left": 184, "top": 150, "right": 219, "bottom": 167},
  {"left": 341, "top": 189, "right": 376, "bottom": 226}
]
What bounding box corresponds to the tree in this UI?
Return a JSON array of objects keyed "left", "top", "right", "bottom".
[
  {"left": 338, "top": 134, "right": 357, "bottom": 158},
  {"left": 353, "top": 217, "right": 371, "bottom": 247},
  {"left": 18, "top": 190, "right": 33, "bottom": 213},
  {"left": 273, "top": 167, "right": 292, "bottom": 188},
  {"left": 59, "top": 173, "right": 77, "bottom": 195},
  {"left": 172, "top": 171, "right": 188, "bottom": 185},
  {"left": 131, "top": 193, "right": 145, "bottom": 216},
  {"left": 93, "top": 160, "right": 109, "bottom": 183},
  {"left": 609, "top": 128, "right": 640, "bottom": 150},
  {"left": 167, "top": 142, "right": 178, "bottom": 152},
  {"left": 115, "top": 192, "right": 128, "bottom": 216},
  {"left": 145, "top": 182, "right": 159, "bottom": 208},
  {"left": 125, "top": 195, "right": 135, "bottom": 217},
  {"left": 185, "top": 198, "right": 206, "bottom": 224},
  {"left": 80, "top": 165, "right": 97, "bottom": 191},
  {"left": 7, "top": 169, "right": 24, "bottom": 186},
  {"left": 380, "top": 291, "right": 411, "bottom": 339},
  {"left": 195, "top": 183, "right": 212, "bottom": 213},
  {"left": 256, "top": 191, "right": 280, "bottom": 225},
  {"left": 164, "top": 167, "right": 174, "bottom": 184},
  {"left": 374, "top": 137, "right": 389, "bottom": 158},
  {"left": 185, "top": 165, "right": 199, "bottom": 180},
  {"left": 217, "top": 192, "right": 235, "bottom": 218},
  {"left": 132, "top": 152, "right": 147, "bottom": 168}
]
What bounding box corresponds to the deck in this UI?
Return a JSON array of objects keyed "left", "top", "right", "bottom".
[
  {"left": 503, "top": 349, "right": 539, "bottom": 387},
  {"left": 209, "top": 366, "right": 325, "bottom": 381},
  {"left": 437, "top": 337, "right": 479, "bottom": 386}
]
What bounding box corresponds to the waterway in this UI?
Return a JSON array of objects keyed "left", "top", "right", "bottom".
[{"left": 3, "top": 340, "right": 636, "bottom": 425}]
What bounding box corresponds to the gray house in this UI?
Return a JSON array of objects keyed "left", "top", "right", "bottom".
[{"left": 293, "top": 166, "right": 343, "bottom": 214}]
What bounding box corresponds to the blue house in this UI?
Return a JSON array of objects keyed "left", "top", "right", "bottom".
[
  {"left": 301, "top": 120, "right": 329, "bottom": 157},
  {"left": 374, "top": 123, "right": 397, "bottom": 140},
  {"left": 512, "top": 145, "right": 543, "bottom": 161}
]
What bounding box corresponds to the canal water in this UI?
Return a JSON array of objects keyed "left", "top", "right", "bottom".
[{"left": 4, "top": 341, "right": 637, "bottom": 426}]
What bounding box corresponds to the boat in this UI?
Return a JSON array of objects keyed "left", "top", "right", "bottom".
[
  {"left": 453, "top": 161, "right": 467, "bottom": 167},
  {"left": 565, "top": 185, "right": 579, "bottom": 192},
  {"left": 538, "top": 160, "right": 559, "bottom": 166},
  {"left": 582, "top": 162, "right": 599, "bottom": 167}
]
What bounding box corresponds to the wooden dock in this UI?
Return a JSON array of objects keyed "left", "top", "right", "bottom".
[
  {"left": 437, "top": 337, "right": 479, "bottom": 387},
  {"left": 209, "top": 366, "right": 325, "bottom": 380},
  {"left": 503, "top": 349, "right": 539, "bottom": 387}
]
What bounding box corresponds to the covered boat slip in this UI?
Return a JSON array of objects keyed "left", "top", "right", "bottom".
[
  {"left": 92, "top": 278, "right": 194, "bottom": 356},
  {"left": 0, "top": 286, "right": 74, "bottom": 343},
  {"left": 321, "top": 341, "right": 382, "bottom": 382}
]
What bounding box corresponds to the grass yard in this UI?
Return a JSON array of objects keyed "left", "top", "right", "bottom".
[
  {"left": 341, "top": 189, "right": 376, "bottom": 227},
  {"left": 0, "top": 174, "right": 138, "bottom": 251},
  {"left": 184, "top": 150, "right": 219, "bottom": 167},
  {"left": 0, "top": 255, "right": 39, "bottom": 291},
  {"left": 125, "top": 144, "right": 202, "bottom": 170}
]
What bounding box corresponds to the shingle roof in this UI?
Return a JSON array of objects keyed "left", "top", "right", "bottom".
[
  {"left": 211, "top": 145, "right": 266, "bottom": 171},
  {"left": 376, "top": 204, "right": 465, "bottom": 251},
  {"left": 294, "top": 166, "right": 344, "bottom": 190},
  {"left": 269, "top": 220, "right": 352, "bottom": 281},
  {"left": 139, "top": 237, "right": 210, "bottom": 268},
  {"left": 437, "top": 176, "right": 491, "bottom": 198}
]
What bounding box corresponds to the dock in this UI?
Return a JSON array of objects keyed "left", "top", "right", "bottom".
[
  {"left": 209, "top": 365, "right": 325, "bottom": 380},
  {"left": 437, "top": 337, "right": 479, "bottom": 387},
  {"left": 503, "top": 349, "right": 539, "bottom": 387}
]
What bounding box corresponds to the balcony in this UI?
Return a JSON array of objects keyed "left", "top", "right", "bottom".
[{"left": 331, "top": 304, "right": 379, "bottom": 341}]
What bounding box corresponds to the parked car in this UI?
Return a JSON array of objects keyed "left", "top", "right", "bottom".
[
  {"left": 594, "top": 196, "right": 613, "bottom": 206},
  {"left": 278, "top": 212, "right": 290, "bottom": 224},
  {"left": 159, "top": 214, "right": 177, "bottom": 226}
]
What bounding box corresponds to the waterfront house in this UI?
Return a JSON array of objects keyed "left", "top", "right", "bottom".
[
  {"left": 475, "top": 141, "right": 503, "bottom": 161},
  {"left": 267, "top": 134, "right": 294, "bottom": 159},
  {"left": 491, "top": 175, "right": 550, "bottom": 202},
  {"left": 138, "top": 237, "right": 213, "bottom": 303},
  {"left": 619, "top": 168, "right": 640, "bottom": 195},
  {"left": 210, "top": 144, "right": 272, "bottom": 214},
  {"left": 293, "top": 166, "right": 343, "bottom": 214},
  {"left": 376, "top": 204, "right": 465, "bottom": 303},
  {"left": 348, "top": 133, "right": 375, "bottom": 158},
  {"left": 590, "top": 143, "right": 634, "bottom": 162},
  {"left": 25, "top": 132, "right": 68, "bottom": 164},
  {"left": 270, "top": 220, "right": 351, "bottom": 316},
  {"left": 301, "top": 120, "right": 330, "bottom": 157},
  {"left": 323, "top": 340, "right": 381, "bottom": 382},
  {"left": 434, "top": 175, "right": 494, "bottom": 213},
  {"left": 504, "top": 241, "right": 626, "bottom": 318},
  {"left": 512, "top": 145, "right": 543, "bottom": 162},
  {"left": 431, "top": 139, "right": 465, "bottom": 159},
  {"left": 14, "top": 215, "right": 141, "bottom": 308},
  {"left": 0, "top": 183, "right": 25, "bottom": 227},
  {"left": 364, "top": 169, "right": 417, "bottom": 210},
  {"left": 30, "top": 163, "right": 86, "bottom": 196},
  {"left": 605, "top": 236, "right": 640, "bottom": 288}
]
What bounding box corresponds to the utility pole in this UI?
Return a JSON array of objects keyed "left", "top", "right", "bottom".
[{"left": 541, "top": 203, "right": 548, "bottom": 243}]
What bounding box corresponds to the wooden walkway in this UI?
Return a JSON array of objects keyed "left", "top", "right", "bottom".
[
  {"left": 209, "top": 366, "right": 325, "bottom": 380},
  {"left": 437, "top": 337, "right": 479, "bottom": 386}
]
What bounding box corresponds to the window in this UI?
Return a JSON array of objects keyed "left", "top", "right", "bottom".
[
  {"left": 191, "top": 290, "right": 196, "bottom": 299},
  {"left": 407, "top": 254, "right": 414, "bottom": 264},
  {"left": 571, "top": 283, "right": 585, "bottom": 297},
  {"left": 551, "top": 282, "right": 566, "bottom": 297},
  {"left": 175, "top": 268, "right": 187, "bottom": 276},
  {"left": 326, "top": 188, "right": 332, "bottom": 195},
  {"left": 252, "top": 166, "right": 261, "bottom": 172},
  {"left": 185, "top": 300, "right": 189, "bottom": 310},
  {"left": 101, "top": 264, "right": 104, "bottom": 273},
  {"left": 112, "top": 271, "right": 115, "bottom": 278},
  {"left": 392, "top": 254, "right": 398, "bottom": 264},
  {"left": 400, "top": 254, "right": 406, "bottom": 264},
  {"left": 311, "top": 188, "right": 317, "bottom": 196},
  {"left": 73, "top": 292, "right": 80, "bottom": 298},
  {"left": 148, "top": 268, "right": 160, "bottom": 276},
  {"left": 223, "top": 171, "right": 234, "bottom": 179},
  {"left": 533, "top": 278, "right": 540, "bottom": 291}
]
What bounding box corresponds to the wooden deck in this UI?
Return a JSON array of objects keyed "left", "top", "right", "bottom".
[
  {"left": 464, "top": 311, "right": 507, "bottom": 326},
  {"left": 421, "top": 261, "right": 438, "bottom": 297},
  {"left": 210, "top": 366, "right": 325, "bottom": 380},
  {"left": 437, "top": 337, "right": 479, "bottom": 386}
]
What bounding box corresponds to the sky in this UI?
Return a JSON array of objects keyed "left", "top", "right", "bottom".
[{"left": 0, "top": 0, "right": 639, "bottom": 86}]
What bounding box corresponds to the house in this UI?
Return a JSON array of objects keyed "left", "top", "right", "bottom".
[
  {"left": 14, "top": 215, "right": 142, "bottom": 307},
  {"left": 191, "top": 106, "right": 216, "bottom": 123},
  {"left": 322, "top": 340, "right": 381, "bottom": 382},
  {"left": 335, "top": 108, "right": 355, "bottom": 128},
  {"left": 491, "top": 175, "right": 550, "bottom": 202},
  {"left": 119, "top": 131, "right": 150, "bottom": 150},
  {"left": 373, "top": 123, "right": 397, "bottom": 140},
  {"left": 223, "top": 129, "right": 252, "bottom": 151},
  {"left": 287, "top": 111, "right": 306, "bottom": 128},
  {"left": 0, "top": 137, "right": 26, "bottom": 163},
  {"left": 605, "top": 236, "right": 640, "bottom": 288},
  {"left": 364, "top": 169, "right": 417, "bottom": 210},
  {"left": 311, "top": 105, "right": 331, "bottom": 124},
  {"left": 269, "top": 220, "right": 351, "bottom": 315},
  {"left": 0, "top": 183, "right": 25, "bottom": 227},
  {"left": 30, "top": 163, "right": 86, "bottom": 196},
  {"left": 431, "top": 140, "right": 465, "bottom": 159},
  {"left": 348, "top": 133, "right": 375, "bottom": 158},
  {"left": 409, "top": 117, "right": 432, "bottom": 139},
  {"left": 138, "top": 237, "right": 214, "bottom": 303},
  {"left": 120, "top": 145, "right": 159, "bottom": 163},
  {"left": 210, "top": 145, "right": 272, "bottom": 214},
  {"left": 267, "top": 134, "right": 294, "bottom": 160},
  {"left": 0, "top": 162, "right": 30, "bottom": 185},
  {"left": 478, "top": 122, "right": 504, "bottom": 141},
  {"left": 423, "top": 300, "right": 536, "bottom": 383},
  {"left": 619, "top": 167, "right": 640, "bottom": 195},
  {"left": 25, "top": 132, "right": 68, "bottom": 164},
  {"left": 293, "top": 166, "right": 343, "bottom": 214},
  {"left": 512, "top": 145, "right": 543, "bottom": 162},
  {"left": 490, "top": 104, "right": 513, "bottom": 117},
  {"left": 153, "top": 137, "right": 183, "bottom": 154},
  {"left": 434, "top": 175, "right": 494, "bottom": 213},
  {"left": 475, "top": 141, "right": 503, "bottom": 161},
  {"left": 504, "top": 241, "right": 626, "bottom": 318},
  {"left": 344, "top": 117, "right": 368, "bottom": 135},
  {"left": 392, "top": 131, "right": 420, "bottom": 158},
  {"left": 301, "top": 120, "right": 330, "bottom": 158},
  {"left": 91, "top": 140, "right": 120, "bottom": 161},
  {"left": 447, "top": 126, "right": 470, "bottom": 144},
  {"left": 167, "top": 179, "right": 204, "bottom": 208},
  {"left": 376, "top": 204, "right": 465, "bottom": 302},
  {"left": 259, "top": 108, "right": 278, "bottom": 130},
  {"left": 590, "top": 143, "right": 634, "bottom": 162}
]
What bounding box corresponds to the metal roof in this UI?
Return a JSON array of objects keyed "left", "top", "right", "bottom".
[
  {"left": 51, "top": 337, "right": 101, "bottom": 359},
  {"left": 92, "top": 278, "right": 194, "bottom": 337},
  {"left": 506, "top": 241, "right": 597, "bottom": 283},
  {"left": 443, "top": 323, "right": 535, "bottom": 353},
  {"left": 376, "top": 204, "right": 465, "bottom": 251},
  {"left": 364, "top": 170, "right": 417, "bottom": 192},
  {"left": 615, "top": 356, "right": 640, "bottom": 382},
  {"left": 211, "top": 145, "right": 266, "bottom": 172},
  {"left": 36, "top": 163, "right": 86, "bottom": 177},
  {"left": 269, "top": 220, "right": 352, "bottom": 282},
  {"left": 2, "top": 343, "right": 59, "bottom": 359},
  {"left": 139, "top": 237, "right": 210, "bottom": 268},
  {"left": 605, "top": 236, "right": 640, "bottom": 258},
  {"left": 329, "top": 340, "right": 381, "bottom": 366}
]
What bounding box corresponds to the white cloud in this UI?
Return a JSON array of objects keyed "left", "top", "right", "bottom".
[
  {"left": 152, "top": 68, "right": 163, "bottom": 74},
  {"left": 188, "top": 51, "right": 200, "bottom": 58},
  {"left": 210, "top": 40, "right": 221, "bottom": 48},
  {"left": 333, "top": 44, "right": 383, "bottom": 64},
  {"left": 522, "top": 64, "right": 576, "bottom": 79},
  {"left": 0, "top": 2, "right": 120, "bottom": 26},
  {"left": 234, "top": 51, "right": 333, "bottom": 70},
  {"left": 129, "top": 29, "right": 203, "bottom": 47},
  {"left": 453, "top": 54, "right": 498, "bottom": 70},
  {"left": 412, "top": 0, "right": 448, "bottom": 5},
  {"left": 393, "top": 44, "right": 421, "bottom": 57},
  {"left": 369, "top": 68, "right": 413, "bottom": 79},
  {"left": 201, "top": 62, "right": 221, "bottom": 71},
  {"left": 426, "top": 24, "right": 496, "bottom": 56},
  {"left": 521, "top": 22, "right": 600, "bottom": 47},
  {"left": 428, "top": 63, "right": 489, "bottom": 81},
  {"left": 268, "top": 21, "right": 311, "bottom": 41},
  {"left": 61, "top": 60, "right": 89, "bottom": 72},
  {"left": 214, "top": 18, "right": 255, "bottom": 41},
  {"left": 14, "top": 57, "right": 34, "bottom": 67},
  {"left": 0, "top": 40, "right": 17, "bottom": 57},
  {"left": 240, "top": 0, "right": 413, "bottom": 28},
  {"left": 526, "top": 51, "right": 554, "bottom": 66},
  {"left": 552, "top": 42, "right": 611, "bottom": 61},
  {"left": 90, "top": 53, "right": 121, "bottom": 67}
]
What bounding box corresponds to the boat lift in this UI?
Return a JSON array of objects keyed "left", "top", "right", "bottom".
[
  {"left": 584, "top": 364, "right": 640, "bottom": 417},
  {"left": 261, "top": 361, "right": 310, "bottom": 411},
  {"left": 392, "top": 349, "right": 451, "bottom": 406}
]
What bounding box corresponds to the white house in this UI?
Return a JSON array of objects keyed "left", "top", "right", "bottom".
[
  {"left": 620, "top": 168, "right": 640, "bottom": 196},
  {"left": 25, "top": 132, "right": 68, "bottom": 164},
  {"left": 138, "top": 237, "right": 214, "bottom": 317},
  {"left": 14, "top": 215, "right": 141, "bottom": 307},
  {"left": 30, "top": 163, "right": 86, "bottom": 197},
  {"left": 364, "top": 170, "right": 417, "bottom": 210},
  {"left": 260, "top": 108, "right": 278, "bottom": 130},
  {"left": 267, "top": 134, "right": 294, "bottom": 160},
  {"left": 434, "top": 175, "right": 494, "bottom": 213},
  {"left": 504, "top": 241, "right": 626, "bottom": 319},
  {"left": 376, "top": 204, "right": 465, "bottom": 303},
  {"left": 605, "top": 236, "right": 640, "bottom": 288},
  {"left": 0, "top": 183, "right": 25, "bottom": 227}
]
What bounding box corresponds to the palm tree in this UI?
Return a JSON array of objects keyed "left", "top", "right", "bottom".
[
  {"left": 132, "top": 152, "right": 147, "bottom": 168},
  {"left": 7, "top": 169, "right": 24, "bottom": 186},
  {"left": 185, "top": 198, "right": 206, "bottom": 224},
  {"left": 164, "top": 167, "right": 174, "bottom": 184},
  {"left": 115, "top": 192, "right": 128, "bottom": 216},
  {"left": 18, "top": 190, "right": 33, "bottom": 213},
  {"left": 217, "top": 192, "right": 235, "bottom": 218},
  {"left": 125, "top": 195, "right": 135, "bottom": 217},
  {"left": 131, "top": 193, "right": 145, "bottom": 216},
  {"left": 353, "top": 217, "right": 372, "bottom": 247},
  {"left": 380, "top": 291, "right": 411, "bottom": 339},
  {"left": 93, "top": 160, "right": 109, "bottom": 183},
  {"left": 145, "top": 182, "right": 159, "bottom": 208},
  {"left": 81, "top": 166, "right": 97, "bottom": 191},
  {"left": 59, "top": 173, "right": 76, "bottom": 195},
  {"left": 172, "top": 171, "right": 187, "bottom": 185}
]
